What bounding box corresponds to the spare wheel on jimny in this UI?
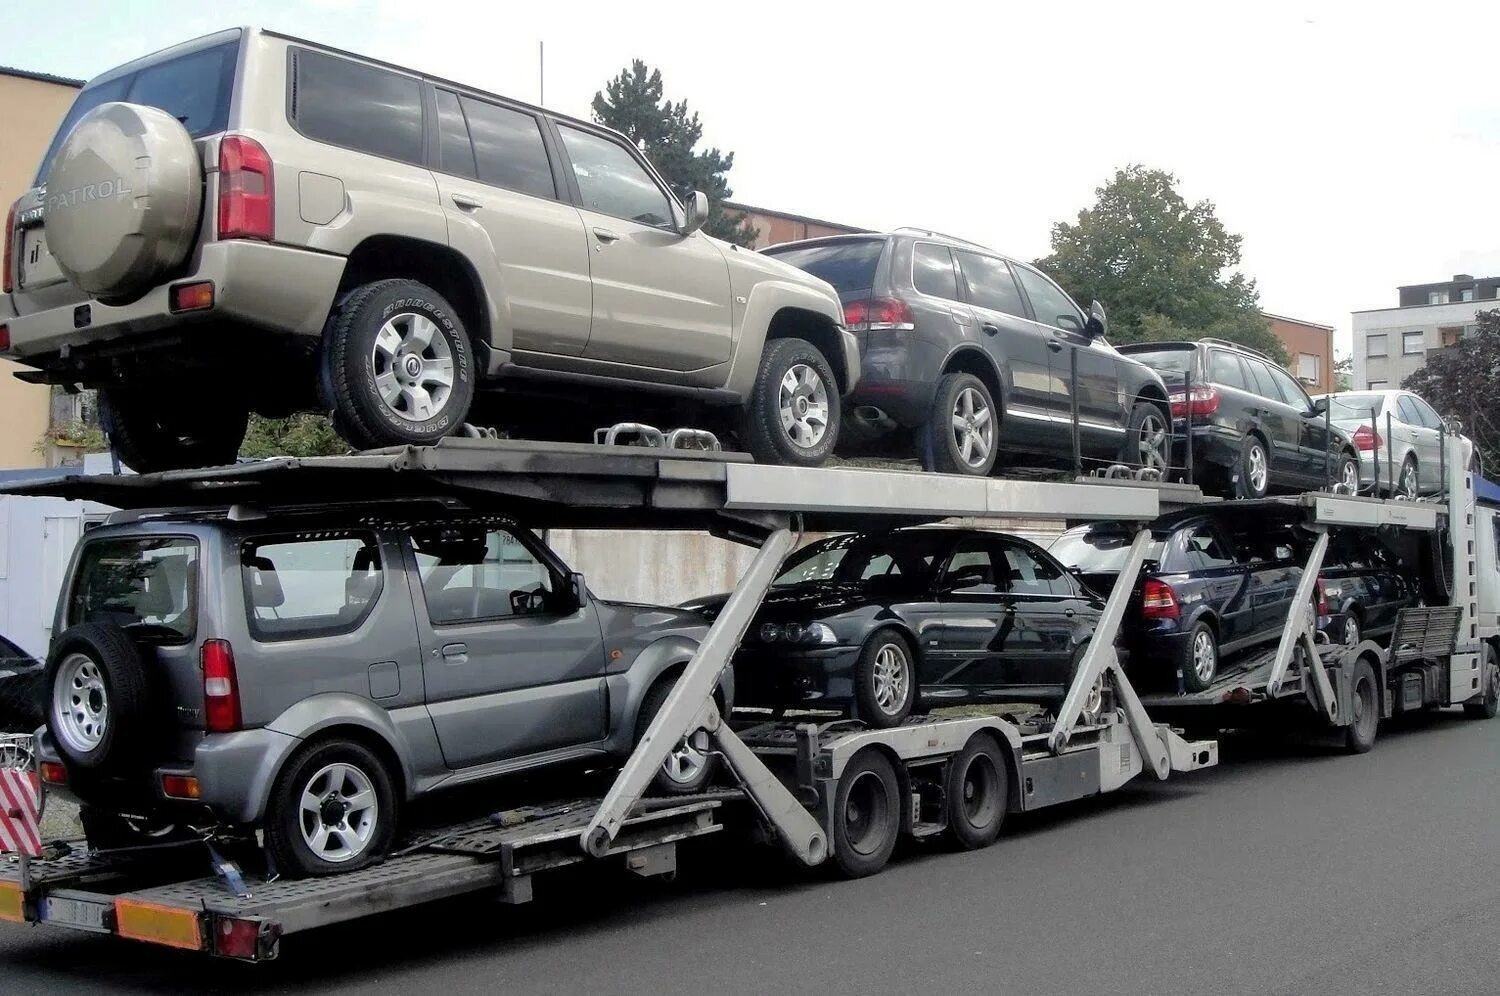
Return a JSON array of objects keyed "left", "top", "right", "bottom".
[{"left": 45, "top": 623, "right": 153, "bottom": 772}]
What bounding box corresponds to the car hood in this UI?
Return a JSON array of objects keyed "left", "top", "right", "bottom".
[
  {"left": 598, "top": 598, "right": 713, "bottom": 630},
  {"left": 683, "top": 581, "right": 877, "bottom": 620}
]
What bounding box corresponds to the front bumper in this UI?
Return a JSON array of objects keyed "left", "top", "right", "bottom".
[
  {"left": 732, "top": 646, "right": 860, "bottom": 709},
  {"left": 4, "top": 240, "right": 346, "bottom": 363}
]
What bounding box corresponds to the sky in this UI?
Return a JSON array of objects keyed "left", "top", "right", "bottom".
[{"left": 4, "top": 0, "right": 1498, "bottom": 359}]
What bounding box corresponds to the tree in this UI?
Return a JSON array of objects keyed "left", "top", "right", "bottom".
[
  {"left": 1038, "top": 165, "right": 1286, "bottom": 364},
  {"left": 1402, "top": 309, "right": 1500, "bottom": 471},
  {"left": 592, "top": 60, "right": 758, "bottom": 246},
  {"left": 1333, "top": 354, "right": 1353, "bottom": 392},
  {"left": 238, "top": 414, "right": 349, "bottom": 459}
]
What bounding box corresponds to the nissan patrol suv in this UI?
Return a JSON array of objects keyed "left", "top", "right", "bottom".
[
  {"left": 1, "top": 28, "right": 857, "bottom": 471},
  {"left": 37, "top": 503, "right": 726, "bottom": 877}
]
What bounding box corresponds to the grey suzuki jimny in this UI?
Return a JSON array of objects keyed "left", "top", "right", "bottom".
[
  {"left": 1, "top": 27, "right": 857, "bottom": 470},
  {"left": 39, "top": 504, "right": 724, "bottom": 877}
]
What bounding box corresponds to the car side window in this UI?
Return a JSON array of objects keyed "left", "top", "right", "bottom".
[
  {"left": 556, "top": 124, "right": 674, "bottom": 229},
  {"left": 1242, "top": 358, "right": 1279, "bottom": 401},
  {"left": 954, "top": 251, "right": 1027, "bottom": 318},
  {"left": 1180, "top": 526, "right": 1235, "bottom": 570},
  {"left": 1268, "top": 365, "right": 1313, "bottom": 410},
  {"left": 1208, "top": 349, "right": 1250, "bottom": 391},
  {"left": 411, "top": 525, "right": 559, "bottom": 624},
  {"left": 1408, "top": 396, "right": 1443, "bottom": 429},
  {"left": 939, "top": 540, "right": 1001, "bottom": 594},
  {"left": 1396, "top": 396, "right": 1422, "bottom": 426},
  {"left": 433, "top": 89, "right": 477, "bottom": 180},
  {"left": 241, "top": 533, "right": 384, "bottom": 640},
  {"left": 1001, "top": 542, "right": 1071, "bottom": 597},
  {"left": 1012, "top": 264, "right": 1086, "bottom": 333},
  {"left": 460, "top": 96, "right": 557, "bottom": 200},
  {"left": 292, "top": 49, "right": 424, "bottom": 165},
  {"left": 912, "top": 243, "right": 960, "bottom": 301}
]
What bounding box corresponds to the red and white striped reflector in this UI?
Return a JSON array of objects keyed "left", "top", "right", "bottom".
[{"left": 0, "top": 768, "right": 41, "bottom": 857}]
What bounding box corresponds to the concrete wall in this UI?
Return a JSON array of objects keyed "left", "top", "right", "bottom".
[{"left": 0, "top": 71, "right": 82, "bottom": 470}]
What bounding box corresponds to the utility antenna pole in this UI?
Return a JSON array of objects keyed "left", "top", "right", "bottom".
[{"left": 539, "top": 41, "right": 545, "bottom": 106}]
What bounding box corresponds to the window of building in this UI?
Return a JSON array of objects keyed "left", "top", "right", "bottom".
[
  {"left": 1366, "top": 334, "right": 1387, "bottom": 357},
  {"left": 557, "top": 124, "right": 674, "bottom": 229},
  {"left": 1460, "top": 288, "right": 1474, "bottom": 302},
  {"left": 1428, "top": 290, "right": 1449, "bottom": 305},
  {"left": 1367, "top": 381, "right": 1389, "bottom": 389},
  {"left": 911, "top": 243, "right": 960, "bottom": 301},
  {"left": 292, "top": 49, "right": 424, "bottom": 165},
  {"left": 1464, "top": 323, "right": 1479, "bottom": 337},
  {"left": 1402, "top": 331, "right": 1425, "bottom": 355},
  {"left": 1296, "top": 353, "right": 1319, "bottom": 383},
  {"left": 241, "top": 533, "right": 383, "bottom": 640}
]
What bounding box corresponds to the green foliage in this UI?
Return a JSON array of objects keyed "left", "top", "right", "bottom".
[
  {"left": 238, "top": 414, "right": 349, "bottom": 459},
  {"left": 1039, "top": 165, "right": 1285, "bottom": 364},
  {"left": 591, "top": 60, "right": 759, "bottom": 247},
  {"left": 1402, "top": 309, "right": 1500, "bottom": 471},
  {"left": 36, "top": 419, "right": 106, "bottom": 455},
  {"left": 1333, "top": 355, "right": 1352, "bottom": 392}
]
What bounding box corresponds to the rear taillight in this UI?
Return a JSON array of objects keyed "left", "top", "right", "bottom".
[
  {"left": 0, "top": 325, "right": 9, "bottom": 352},
  {"left": 201, "top": 639, "right": 242, "bottom": 733},
  {"left": 844, "top": 297, "right": 914, "bottom": 332},
  {"left": 1168, "top": 385, "right": 1220, "bottom": 419},
  {"left": 2, "top": 198, "right": 16, "bottom": 294},
  {"left": 1352, "top": 424, "right": 1382, "bottom": 451},
  {"left": 39, "top": 761, "right": 67, "bottom": 785},
  {"left": 1315, "top": 579, "right": 1329, "bottom": 617},
  {"left": 218, "top": 135, "right": 274, "bottom": 241},
  {"left": 1142, "top": 578, "right": 1180, "bottom": 620}
]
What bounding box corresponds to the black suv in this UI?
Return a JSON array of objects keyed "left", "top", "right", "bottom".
[
  {"left": 1117, "top": 339, "right": 1359, "bottom": 498},
  {"left": 763, "top": 231, "right": 1173, "bottom": 477}
]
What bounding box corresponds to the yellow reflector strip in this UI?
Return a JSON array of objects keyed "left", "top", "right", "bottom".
[
  {"left": 115, "top": 899, "right": 202, "bottom": 950},
  {"left": 0, "top": 882, "right": 23, "bottom": 923}
]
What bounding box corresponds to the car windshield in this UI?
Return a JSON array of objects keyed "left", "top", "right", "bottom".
[
  {"left": 774, "top": 532, "right": 938, "bottom": 587},
  {"left": 35, "top": 37, "right": 239, "bottom": 182},
  {"left": 66, "top": 537, "right": 198, "bottom": 644},
  {"left": 1326, "top": 393, "right": 1387, "bottom": 419},
  {"left": 763, "top": 239, "right": 885, "bottom": 298},
  {"left": 1050, "top": 527, "right": 1165, "bottom": 573}
]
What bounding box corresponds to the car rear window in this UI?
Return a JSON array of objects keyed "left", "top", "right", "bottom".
[
  {"left": 1049, "top": 527, "right": 1164, "bottom": 573},
  {"left": 67, "top": 537, "right": 199, "bottom": 644},
  {"left": 764, "top": 239, "right": 885, "bottom": 297},
  {"left": 291, "top": 48, "right": 425, "bottom": 165},
  {"left": 36, "top": 38, "right": 239, "bottom": 182},
  {"left": 241, "top": 533, "right": 384, "bottom": 641},
  {"left": 1119, "top": 346, "right": 1198, "bottom": 385}
]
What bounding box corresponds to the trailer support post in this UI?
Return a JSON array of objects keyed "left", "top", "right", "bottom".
[{"left": 1265, "top": 529, "right": 1333, "bottom": 710}]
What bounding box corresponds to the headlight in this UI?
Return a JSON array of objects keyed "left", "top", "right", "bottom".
[
  {"left": 802, "top": 622, "right": 837, "bottom": 645},
  {"left": 757, "top": 621, "right": 838, "bottom": 645},
  {"left": 759, "top": 622, "right": 783, "bottom": 643}
]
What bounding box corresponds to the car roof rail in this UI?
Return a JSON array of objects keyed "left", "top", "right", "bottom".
[
  {"left": 891, "top": 226, "right": 993, "bottom": 253},
  {"left": 1195, "top": 337, "right": 1277, "bottom": 364}
]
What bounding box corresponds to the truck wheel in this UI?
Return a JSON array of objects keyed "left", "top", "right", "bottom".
[
  {"left": 831, "top": 750, "right": 900, "bottom": 878},
  {"left": 323, "top": 279, "right": 475, "bottom": 450},
  {"left": 100, "top": 386, "right": 249, "bottom": 473},
  {"left": 1463, "top": 647, "right": 1499, "bottom": 719},
  {"left": 1179, "top": 622, "right": 1218, "bottom": 693},
  {"left": 1122, "top": 401, "right": 1170, "bottom": 475},
  {"left": 922, "top": 373, "right": 997, "bottom": 476},
  {"left": 854, "top": 631, "right": 916, "bottom": 728},
  {"left": 44, "top": 624, "right": 150, "bottom": 771},
  {"left": 945, "top": 735, "right": 1008, "bottom": 850},
  {"left": 1344, "top": 658, "right": 1379, "bottom": 753},
  {"left": 742, "top": 337, "right": 840, "bottom": 467},
  {"left": 264, "top": 738, "right": 397, "bottom": 878},
  {"left": 637, "top": 678, "right": 717, "bottom": 795}
]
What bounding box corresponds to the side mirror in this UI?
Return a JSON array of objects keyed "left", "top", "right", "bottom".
[
  {"left": 1312, "top": 397, "right": 1329, "bottom": 416},
  {"left": 1085, "top": 301, "right": 1108, "bottom": 338},
  {"left": 569, "top": 571, "right": 588, "bottom": 607},
  {"left": 680, "top": 190, "right": 709, "bottom": 236}
]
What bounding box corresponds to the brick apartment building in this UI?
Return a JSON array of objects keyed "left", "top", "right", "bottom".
[
  {"left": 1263, "top": 313, "right": 1334, "bottom": 393},
  {"left": 721, "top": 201, "right": 866, "bottom": 250}
]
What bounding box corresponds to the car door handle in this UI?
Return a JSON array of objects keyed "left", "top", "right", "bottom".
[
  {"left": 981, "top": 322, "right": 1001, "bottom": 336},
  {"left": 450, "top": 193, "right": 483, "bottom": 210},
  {"left": 440, "top": 643, "right": 469, "bottom": 664},
  {"left": 1046, "top": 338, "right": 1064, "bottom": 352},
  {"left": 1002, "top": 605, "right": 1016, "bottom": 615},
  {"left": 1064, "top": 608, "right": 1076, "bottom": 617},
  {"left": 592, "top": 227, "right": 622, "bottom": 244}
]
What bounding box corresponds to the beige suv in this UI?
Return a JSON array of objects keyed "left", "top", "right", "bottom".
[{"left": 1, "top": 28, "right": 857, "bottom": 471}]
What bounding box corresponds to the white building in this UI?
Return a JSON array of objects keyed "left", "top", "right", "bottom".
[{"left": 1352, "top": 273, "right": 1500, "bottom": 391}]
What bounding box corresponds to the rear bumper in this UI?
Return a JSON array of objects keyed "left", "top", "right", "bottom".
[
  {"left": 847, "top": 332, "right": 947, "bottom": 427},
  {"left": 3, "top": 240, "right": 346, "bottom": 364},
  {"left": 1171, "top": 422, "right": 1243, "bottom": 475}
]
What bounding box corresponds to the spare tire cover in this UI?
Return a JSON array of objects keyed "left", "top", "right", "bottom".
[{"left": 44, "top": 101, "right": 203, "bottom": 299}]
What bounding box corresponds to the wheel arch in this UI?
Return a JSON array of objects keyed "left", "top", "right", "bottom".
[
  {"left": 766, "top": 306, "right": 851, "bottom": 393},
  {"left": 724, "top": 281, "right": 852, "bottom": 398},
  {"left": 941, "top": 346, "right": 1007, "bottom": 418},
  {"left": 263, "top": 694, "right": 416, "bottom": 807}
]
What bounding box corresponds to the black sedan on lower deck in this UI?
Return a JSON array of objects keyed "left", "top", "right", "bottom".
[{"left": 686, "top": 527, "right": 1105, "bottom": 728}]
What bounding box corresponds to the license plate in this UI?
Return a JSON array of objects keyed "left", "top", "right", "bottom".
[
  {"left": 39, "top": 895, "right": 111, "bottom": 932},
  {"left": 19, "top": 228, "right": 63, "bottom": 289}
]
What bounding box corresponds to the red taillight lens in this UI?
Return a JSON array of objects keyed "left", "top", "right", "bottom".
[
  {"left": 201, "top": 639, "right": 242, "bottom": 733},
  {"left": 0, "top": 325, "right": 9, "bottom": 352},
  {"left": 160, "top": 774, "right": 201, "bottom": 800},
  {"left": 844, "top": 297, "right": 913, "bottom": 331},
  {"left": 1142, "top": 578, "right": 1180, "bottom": 620},
  {"left": 218, "top": 135, "right": 274, "bottom": 241},
  {"left": 169, "top": 280, "right": 215, "bottom": 313},
  {"left": 39, "top": 761, "right": 67, "bottom": 785},
  {"left": 1315, "top": 579, "right": 1329, "bottom": 617},
  {"left": 2, "top": 198, "right": 16, "bottom": 295},
  {"left": 1352, "top": 424, "right": 1382, "bottom": 451},
  {"left": 214, "top": 916, "right": 267, "bottom": 960},
  {"left": 1168, "top": 385, "right": 1220, "bottom": 419}
]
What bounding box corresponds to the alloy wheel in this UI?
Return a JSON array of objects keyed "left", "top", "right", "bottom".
[
  {"left": 1192, "top": 630, "right": 1217, "bottom": 684},
  {"left": 1401, "top": 460, "right": 1419, "bottom": 498},
  {"left": 1343, "top": 615, "right": 1361, "bottom": 647},
  {"left": 1136, "top": 411, "right": 1168, "bottom": 473},
  {"left": 298, "top": 762, "right": 380, "bottom": 863},
  {"left": 659, "top": 730, "right": 710, "bottom": 788},
  {"left": 1247, "top": 443, "right": 1268, "bottom": 495},
  {"left": 950, "top": 387, "right": 995, "bottom": 469},
  {"left": 371, "top": 312, "right": 456, "bottom": 423},
  {"left": 871, "top": 643, "right": 910, "bottom": 717},
  {"left": 778, "top": 363, "right": 830, "bottom": 449},
  {"left": 1340, "top": 459, "right": 1360, "bottom": 494}
]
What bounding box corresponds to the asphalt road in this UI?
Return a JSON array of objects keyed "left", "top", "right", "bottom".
[{"left": 4, "top": 710, "right": 1499, "bottom": 995}]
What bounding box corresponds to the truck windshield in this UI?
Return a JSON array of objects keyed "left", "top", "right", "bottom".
[
  {"left": 67, "top": 537, "right": 199, "bottom": 644},
  {"left": 35, "top": 37, "right": 239, "bottom": 183}
]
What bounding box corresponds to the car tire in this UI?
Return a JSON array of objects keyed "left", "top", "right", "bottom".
[
  {"left": 853, "top": 631, "right": 916, "bottom": 728},
  {"left": 1179, "top": 621, "right": 1219, "bottom": 693},
  {"left": 830, "top": 749, "right": 901, "bottom": 878},
  {"left": 1236, "top": 434, "right": 1270, "bottom": 499},
  {"left": 264, "top": 738, "right": 398, "bottom": 878},
  {"left": 1463, "top": 646, "right": 1499, "bottom": 720},
  {"left": 923, "top": 373, "right": 998, "bottom": 476},
  {"left": 323, "top": 278, "right": 476, "bottom": 451},
  {"left": 44, "top": 624, "right": 151, "bottom": 772},
  {"left": 1341, "top": 611, "right": 1362, "bottom": 647},
  {"left": 99, "top": 386, "right": 249, "bottom": 473},
  {"left": 1122, "top": 401, "right": 1170, "bottom": 476},
  {"left": 944, "top": 734, "right": 1008, "bottom": 850},
  {"left": 1332, "top": 452, "right": 1360, "bottom": 495},
  {"left": 636, "top": 677, "right": 718, "bottom": 796},
  {"left": 1344, "top": 658, "right": 1379, "bottom": 753},
  {"left": 1397, "top": 454, "right": 1419, "bottom": 499},
  {"left": 741, "top": 337, "right": 840, "bottom": 467}
]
